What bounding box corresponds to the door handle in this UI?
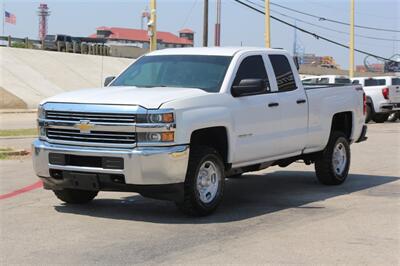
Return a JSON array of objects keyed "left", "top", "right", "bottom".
[
  {"left": 268, "top": 102, "right": 279, "bottom": 107},
  {"left": 296, "top": 99, "right": 306, "bottom": 104}
]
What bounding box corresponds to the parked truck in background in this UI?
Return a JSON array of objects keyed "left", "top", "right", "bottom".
[
  {"left": 33, "top": 47, "right": 367, "bottom": 216},
  {"left": 375, "top": 76, "right": 400, "bottom": 122},
  {"left": 43, "top": 34, "right": 72, "bottom": 51},
  {"left": 302, "top": 75, "right": 351, "bottom": 85},
  {"left": 351, "top": 77, "right": 400, "bottom": 123}
]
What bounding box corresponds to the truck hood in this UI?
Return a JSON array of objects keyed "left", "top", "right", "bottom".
[{"left": 43, "top": 86, "right": 208, "bottom": 109}]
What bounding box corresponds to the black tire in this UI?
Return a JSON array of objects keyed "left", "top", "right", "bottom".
[
  {"left": 53, "top": 189, "right": 98, "bottom": 204},
  {"left": 227, "top": 173, "right": 243, "bottom": 179},
  {"left": 372, "top": 113, "right": 389, "bottom": 123},
  {"left": 365, "top": 104, "right": 372, "bottom": 123},
  {"left": 176, "top": 146, "right": 225, "bottom": 216},
  {"left": 387, "top": 112, "right": 399, "bottom": 122},
  {"left": 315, "top": 131, "right": 351, "bottom": 185}
]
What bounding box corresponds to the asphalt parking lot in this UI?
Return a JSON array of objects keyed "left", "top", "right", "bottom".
[{"left": 0, "top": 122, "right": 399, "bottom": 265}]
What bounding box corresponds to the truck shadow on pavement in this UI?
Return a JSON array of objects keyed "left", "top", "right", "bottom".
[{"left": 54, "top": 171, "right": 399, "bottom": 223}]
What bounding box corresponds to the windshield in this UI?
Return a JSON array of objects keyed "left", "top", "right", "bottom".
[
  {"left": 111, "top": 55, "right": 232, "bottom": 93},
  {"left": 45, "top": 35, "right": 55, "bottom": 41},
  {"left": 364, "top": 79, "right": 379, "bottom": 87}
]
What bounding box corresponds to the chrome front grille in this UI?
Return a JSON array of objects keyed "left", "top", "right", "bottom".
[
  {"left": 45, "top": 110, "right": 136, "bottom": 123},
  {"left": 46, "top": 128, "right": 136, "bottom": 145},
  {"left": 43, "top": 106, "right": 139, "bottom": 148}
]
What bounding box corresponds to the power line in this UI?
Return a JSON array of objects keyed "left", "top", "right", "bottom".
[
  {"left": 181, "top": 0, "right": 198, "bottom": 28},
  {"left": 268, "top": 1, "right": 400, "bottom": 33},
  {"left": 245, "top": 0, "right": 400, "bottom": 42},
  {"left": 304, "top": 0, "right": 397, "bottom": 22},
  {"left": 271, "top": 9, "right": 400, "bottom": 42},
  {"left": 232, "top": 0, "right": 397, "bottom": 63}
]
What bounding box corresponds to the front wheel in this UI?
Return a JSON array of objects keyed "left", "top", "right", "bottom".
[
  {"left": 176, "top": 146, "right": 225, "bottom": 216},
  {"left": 53, "top": 189, "right": 98, "bottom": 204},
  {"left": 315, "top": 132, "right": 351, "bottom": 185}
]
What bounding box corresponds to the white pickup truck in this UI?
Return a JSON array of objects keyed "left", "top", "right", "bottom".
[
  {"left": 351, "top": 76, "right": 400, "bottom": 123},
  {"left": 33, "top": 47, "right": 367, "bottom": 216},
  {"left": 302, "top": 75, "right": 351, "bottom": 85}
]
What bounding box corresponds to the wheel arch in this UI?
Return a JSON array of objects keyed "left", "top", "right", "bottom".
[
  {"left": 189, "top": 126, "right": 229, "bottom": 167},
  {"left": 329, "top": 111, "right": 353, "bottom": 141}
]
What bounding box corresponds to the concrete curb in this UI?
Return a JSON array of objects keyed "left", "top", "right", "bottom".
[
  {"left": 0, "top": 136, "right": 36, "bottom": 140},
  {"left": 0, "top": 109, "right": 37, "bottom": 114}
]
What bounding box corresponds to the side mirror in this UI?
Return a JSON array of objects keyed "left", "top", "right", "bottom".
[
  {"left": 104, "top": 76, "right": 115, "bottom": 87},
  {"left": 232, "top": 79, "right": 267, "bottom": 97}
]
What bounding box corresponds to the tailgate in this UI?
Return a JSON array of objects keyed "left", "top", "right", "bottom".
[{"left": 388, "top": 85, "right": 400, "bottom": 102}]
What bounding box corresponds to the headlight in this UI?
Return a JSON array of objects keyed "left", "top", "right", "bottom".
[
  {"left": 137, "top": 132, "right": 174, "bottom": 143},
  {"left": 38, "top": 126, "right": 46, "bottom": 139},
  {"left": 37, "top": 105, "right": 46, "bottom": 140},
  {"left": 37, "top": 105, "right": 45, "bottom": 119},
  {"left": 137, "top": 112, "right": 174, "bottom": 123}
]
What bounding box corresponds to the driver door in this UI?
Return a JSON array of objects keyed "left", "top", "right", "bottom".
[{"left": 231, "top": 54, "right": 282, "bottom": 165}]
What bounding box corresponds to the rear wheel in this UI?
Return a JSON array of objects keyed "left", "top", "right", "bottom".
[
  {"left": 176, "top": 146, "right": 225, "bottom": 216},
  {"left": 372, "top": 113, "right": 389, "bottom": 123},
  {"left": 387, "top": 112, "right": 399, "bottom": 122},
  {"left": 53, "top": 189, "right": 98, "bottom": 204},
  {"left": 315, "top": 131, "right": 351, "bottom": 185},
  {"left": 365, "top": 104, "right": 372, "bottom": 123}
]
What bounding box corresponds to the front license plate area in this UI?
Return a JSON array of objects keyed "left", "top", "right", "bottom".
[{"left": 63, "top": 172, "right": 100, "bottom": 191}]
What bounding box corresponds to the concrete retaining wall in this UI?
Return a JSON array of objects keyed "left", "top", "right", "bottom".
[{"left": 0, "top": 47, "right": 132, "bottom": 108}]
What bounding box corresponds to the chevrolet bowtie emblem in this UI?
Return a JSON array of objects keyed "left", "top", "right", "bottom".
[{"left": 75, "top": 120, "right": 94, "bottom": 133}]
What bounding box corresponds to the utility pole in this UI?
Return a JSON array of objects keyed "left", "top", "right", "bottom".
[
  {"left": 265, "top": 0, "right": 271, "bottom": 48},
  {"left": 149, "top": 0, "right": 157, "bottom": 52},
  {"left": 214, "top": 0, "right": 221, "bottom": 46},
  {"left": 349, "top": 0, "right": 355, "bottom": 78},
  {"left": 203, "top": 0, "right": 208, "bottom": 47}
]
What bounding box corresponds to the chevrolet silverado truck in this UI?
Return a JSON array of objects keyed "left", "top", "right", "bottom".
[
  {"left": 351, "top": 76, "right": 400, "bottom": 123},
  {"left": 33, "top": 47, "right": 367, "bottom": 216}
]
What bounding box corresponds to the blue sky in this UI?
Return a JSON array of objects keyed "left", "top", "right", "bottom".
[{"left": 1, "top": 0, "right": 399, "bottom": 69}]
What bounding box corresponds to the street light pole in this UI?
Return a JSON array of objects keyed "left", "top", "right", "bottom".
[
  {"left": 349, "top": 0, "right": 355, "bottom": 78},
  {"left": 149, "top": 0, "right": 157, "bottom": 52},
  {"left": 265, "top": 0, "right": 270, "bottom": 48},
  {"left": 203, "top": 0, "right": 209, "bottom": 47}
]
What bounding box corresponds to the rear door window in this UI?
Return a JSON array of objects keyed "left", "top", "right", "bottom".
[
  {"left": 376, "top": 79, "right": 386, "bottom": 85},
  {"left": 364, "top": 79, "right": 379, "bottom": 86},
  {"left": 269, "top": 55, "right": 297, "bottom": 92}
]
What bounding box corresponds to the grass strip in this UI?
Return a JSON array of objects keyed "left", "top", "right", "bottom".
[{"left": 0, "top": 128, "right": 37, "bottom": 137}]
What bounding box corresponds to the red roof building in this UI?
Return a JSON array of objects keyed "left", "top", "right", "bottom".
[{"left": 90, "top": 27, "right": 194, "bottom": 49}]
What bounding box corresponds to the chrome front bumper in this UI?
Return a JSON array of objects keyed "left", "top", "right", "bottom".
[{"left": 32, "top": 139, "right": 189, "bottom": 186}]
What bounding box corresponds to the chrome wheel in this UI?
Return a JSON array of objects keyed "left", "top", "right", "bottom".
[
  {"left": 332, "top": 142, "right": 347, "bottom": 176},
  {"left": 196, "top": 160, "right": 221, "bottom": 204}
]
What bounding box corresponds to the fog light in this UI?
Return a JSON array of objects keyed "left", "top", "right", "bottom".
[{"left": 161, "top": 132, "right": 174, "bottom": 142}]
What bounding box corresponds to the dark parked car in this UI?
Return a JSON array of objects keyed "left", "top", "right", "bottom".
[{"left": 43, "top": 34, "right": 72, "bottom": 51}]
